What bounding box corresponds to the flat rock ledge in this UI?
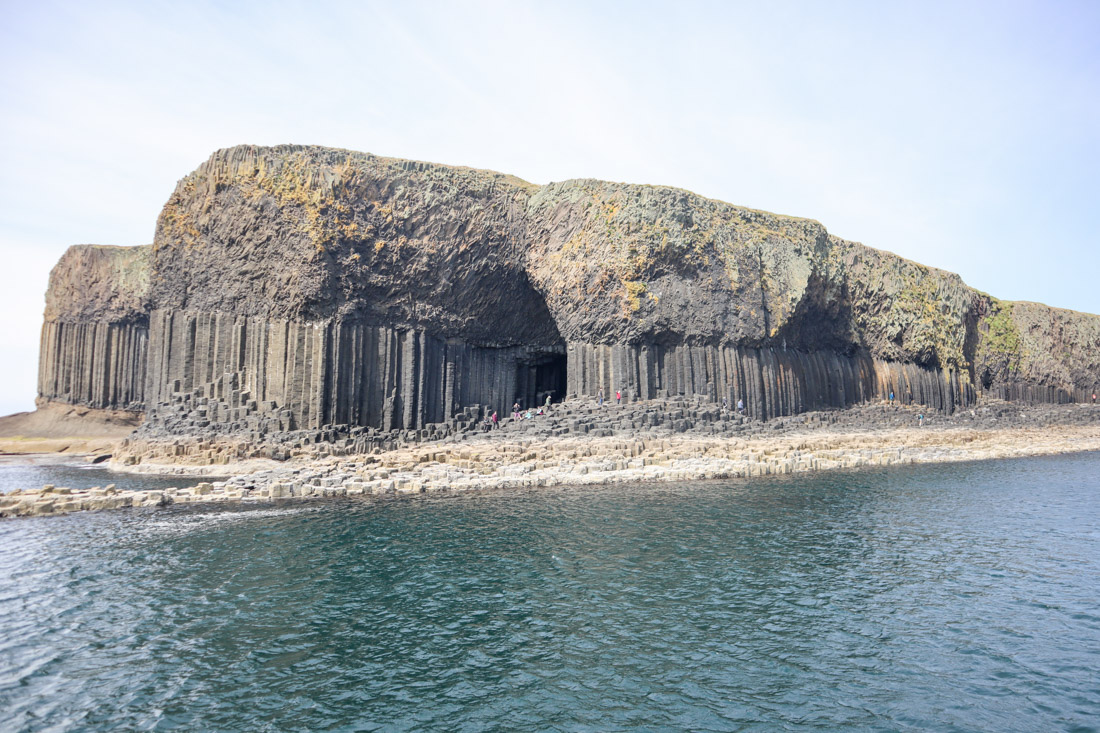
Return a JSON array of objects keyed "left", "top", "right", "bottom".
[{"left": 5, "top": 401, "right": 1099, "bottom": 519}]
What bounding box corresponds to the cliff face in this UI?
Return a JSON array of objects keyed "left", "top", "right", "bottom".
[
  {"left": 142, "top": 146, "right": 566, "bottom": 431},
  {"left": 524, "top": 180, "right": 830, "bottom": 347},
  {"left": 44, "top": 244, "right": 150, "bottom": 323},
  {"left": 153, "top": 145, "right": 558, "bottom": 345},
  {"left": 38, "top": 245, "right": 150, "bottom": 412},
  {"left": 523, "top": 180, "right": 984, "bottom": 372},
  {"left": 36, "top": 145, "right": 1100, "bottom": 435},
  {"left": 972, "top": 299, "right": 1100, "bottom": 402}
]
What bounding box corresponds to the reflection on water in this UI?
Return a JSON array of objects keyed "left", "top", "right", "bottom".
[{"left": 0, "top": 453, "right": 1098, "bottom": 731}]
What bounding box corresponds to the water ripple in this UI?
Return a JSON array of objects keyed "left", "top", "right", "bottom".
[{"left": 0, "top": 453, "right": 1098, "bottom": 731}]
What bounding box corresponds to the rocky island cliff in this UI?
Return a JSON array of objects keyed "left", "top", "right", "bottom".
[{"left": 33, "top": 145, "right": 1100, "bottom": 448}]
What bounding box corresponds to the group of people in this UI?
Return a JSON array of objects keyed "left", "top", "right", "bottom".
[
  {"left": 481, "top": 410, "right": 499, "bottom": 432},
  {"left": 511, "top": 400, "right": 548, "bottom": 421},
  {"left": 478, "top": 394, "right": 556, "bottom": 432},
  {"left": 721, "top": 396, "right": 745, "bottom": 415},
  {"left": 595, "top": 389, "right": 624, "bottom": 407}
]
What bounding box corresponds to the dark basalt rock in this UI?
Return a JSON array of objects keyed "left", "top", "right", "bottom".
[
  {"left": 38, "top": 245, "right": 150, "bottom": 412},
  {"left": 152, "top": 145, "right": 559, "bottom": 345},
  {"left": 33, "top": 144, "right": 1100, "bottom": 438}
]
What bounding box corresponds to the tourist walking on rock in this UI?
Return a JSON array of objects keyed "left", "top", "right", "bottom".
[
  {"left": 918, "top": 413, "right": 924, "bottom": 427},
  {"left": 491, "top": 410, "right": 498, "bottom": 429},
  {"left": 616, "top": 389, "right": 621, "bottom": 405},
  {"left": 545, "top": 393, "right": 552, "bottom": 411},
  {"left": 737, "top": 398, "right": 744, "bottom": 416},
  {"left": 513, "top": 401, "right": 521, "bottom": 420},
  {"left": 597, "top": 389, "right": 604, "bottom": 407}
]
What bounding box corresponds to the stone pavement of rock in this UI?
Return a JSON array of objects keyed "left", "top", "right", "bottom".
[{"left": 4, "top": 399, "right": 1099, "bottom": 519}]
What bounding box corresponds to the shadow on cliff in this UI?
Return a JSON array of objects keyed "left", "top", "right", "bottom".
[{"left": 773, "top": 271, "right": 858, "bottom": 354}]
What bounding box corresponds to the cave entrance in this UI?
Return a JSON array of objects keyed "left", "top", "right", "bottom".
[{"left": 516, "top": 350, "right": 567, "bottom": 409}]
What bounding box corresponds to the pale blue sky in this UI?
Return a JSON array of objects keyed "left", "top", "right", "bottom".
[{"left": 1, "top": 0, "right": 1097, "bottom": 416}]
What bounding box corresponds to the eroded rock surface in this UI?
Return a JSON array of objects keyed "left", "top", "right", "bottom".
[{"left": 26, "top": 144, "right": 1100, "bottom": 447}]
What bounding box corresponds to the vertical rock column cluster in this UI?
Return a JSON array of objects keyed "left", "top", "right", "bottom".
[
  {"left": 37, "top": 245, "right": 151, "bottom": 412},
  {"left": 38, "top": 320, "right": 147, "bottom": 411},
  {"left": 144, "top": 310, "right": 564, "bottom": 432},
  {"left": 566, "top": 342, "right": 973, "bottom": 419}
]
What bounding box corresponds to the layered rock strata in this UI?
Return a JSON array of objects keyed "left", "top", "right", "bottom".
[{"left": 34, "top": 145, "right": 1100, "bottom": 446}]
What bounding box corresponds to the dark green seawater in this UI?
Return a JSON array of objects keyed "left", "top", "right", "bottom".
[{"left": 1, "top": 453, "right": 1098, "bottom": 732}]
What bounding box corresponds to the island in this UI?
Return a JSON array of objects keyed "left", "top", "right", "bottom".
[{"left": 3, "top": 144, "right": 1098, "bottom": 517}]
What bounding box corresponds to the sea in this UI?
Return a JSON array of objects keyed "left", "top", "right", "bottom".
[{"left": 1, "top": 452, "right": 1097, "bottom": 732}]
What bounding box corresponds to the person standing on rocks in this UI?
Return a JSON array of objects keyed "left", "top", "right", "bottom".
[
  {"left": 737, "top": 398, "right": 744, "bottom": 416},
  {"left": 491, "top": 411, "right": 499, "bottom": 429},
  {"left": 1093, "top": 392, "right": 1097, "bottom": 404},
  {"left": 545, "top": 393, "right": 552, "bottom": 411},
  {"left": 597, "top": 389, "right": 604, "bottom": 407},
  {"left": 918, "top": 413, "right": 924, "bottom": 427},
  {"left": 513, "top": 401, "right": 521, "bottom": 420},
  {"left": 616, "top": 389, "right": 622, "bottom": 405}
]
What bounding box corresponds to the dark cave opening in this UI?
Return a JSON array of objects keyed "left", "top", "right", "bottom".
[
  {"left": 981, "top": 368, "right": 994, "bottom": 391},
  {"left": 515, "top": 350, "right": 567, "bottom": 409}
]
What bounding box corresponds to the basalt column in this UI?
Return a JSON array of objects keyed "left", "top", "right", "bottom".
[
  {"left": 37, "top": 243, "right": 152, "bottom": 412},
  {"left": 566, "top": 342, "right": 973, "bottom": 418},
  {"left": 37, "top": 319, "right": 148, "bottom": 411},
  {"left": 143, "top": 309, "right": 556, "bottom": 433}
]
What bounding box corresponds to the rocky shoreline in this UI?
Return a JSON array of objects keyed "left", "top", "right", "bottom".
[
  {"left": 2, "top": 399, "right": 1098, "bottom": 519},
  {"left": 17, "top": 144, "right": 1099, "bottom": 523}
]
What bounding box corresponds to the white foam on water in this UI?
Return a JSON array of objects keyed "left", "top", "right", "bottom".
[{"left": 140, "top": 505, "right": 324, "bottom": 535}]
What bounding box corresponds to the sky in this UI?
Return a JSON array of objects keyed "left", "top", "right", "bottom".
[{"left": 0, "top": 0, "right": 1097, "bottom": 416}]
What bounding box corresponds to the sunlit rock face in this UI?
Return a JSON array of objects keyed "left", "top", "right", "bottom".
[{"left": 37, "top": 145, "right": 1100, "bottom": 434}]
